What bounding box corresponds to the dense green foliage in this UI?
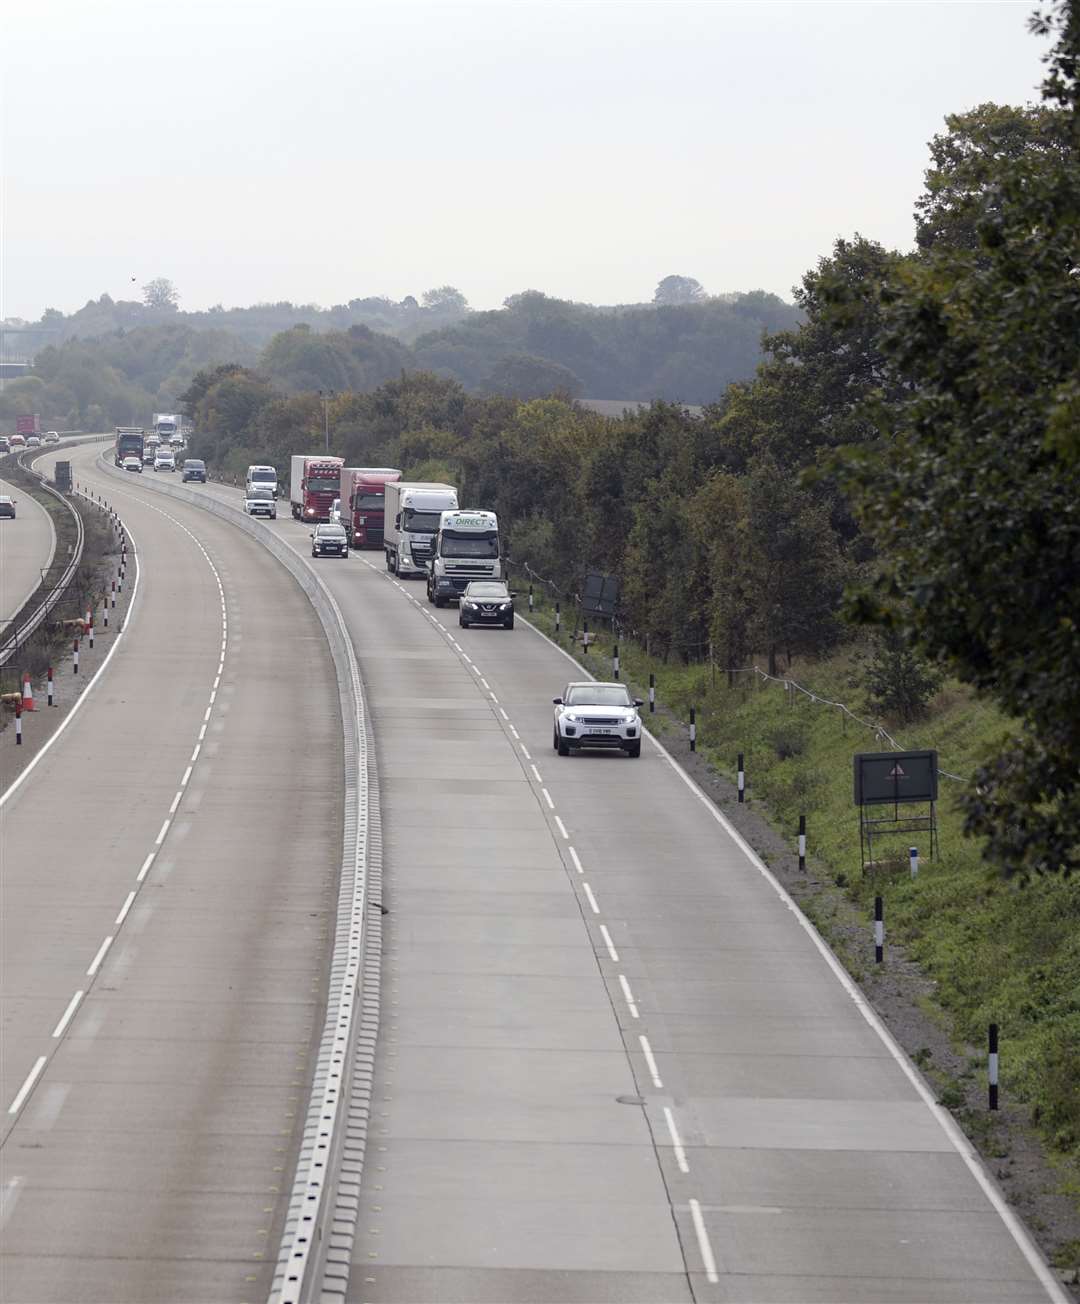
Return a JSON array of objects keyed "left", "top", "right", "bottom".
[{"left": 845, "top": 4, "right": 1080, "bottom": 879}]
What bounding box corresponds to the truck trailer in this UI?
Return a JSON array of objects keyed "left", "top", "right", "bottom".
[
  {"left": 383, "top": 481, "right": 458, "bottom": 578},
  {"left": 290, "top": 455, "right": 344, "bottom": 522},
  {"left": 340, "top": 467, "right": 401, "bottom": 549},
  {"left": 427, "top": 509, "right": 501, "bottom": 605},
  {"left": 152, "top": 413, "right": 181, "bottom": 444}
]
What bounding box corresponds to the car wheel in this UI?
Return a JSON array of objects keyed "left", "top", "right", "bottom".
[
  {"left": 312, "top": 548, "right": 317, "bottom": 557},
  {"left": 557, "top": 735, "right": 571, "bottom": 757},
  {"left": 552, "top": 726, "right": 559, "bottom": 752},
  {"left": 343, "top": 550, "right": 349, "bottom": 559},
  {"left": 386, "top": 553, "right": 394, "bottom": 572},
  {"left": 459, "top": 617, "right": 468, "bottom": 628},
  {"left": 627, "top": 742, "right": 642, "bottom": 758}
]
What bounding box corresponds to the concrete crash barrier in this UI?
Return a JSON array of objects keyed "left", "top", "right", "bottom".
[{"left": 98, "top": 458, "right": 382, "bottom": 1304}]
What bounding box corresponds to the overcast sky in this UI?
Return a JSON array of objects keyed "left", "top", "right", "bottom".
[{"left": 1, "top": 0, "right": 1051, "bottom": 320}]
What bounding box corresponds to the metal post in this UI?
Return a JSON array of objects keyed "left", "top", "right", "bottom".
[
  {"left": 798, "top": 815, "right": 806, "bottom": 871},
  {"left": 874, "top": 896, "right": 884, "bottom": 963},
  {"left": 689, "top": 707, "right": 696, "bottom": 752},
  {"left": 909, "top": 846, "right": 919, "bottom": 879},
  {"left": 648, "top": 673, "right": 655, "bottom": 713},
  {"left": 988, "top": 1024, "right": 999, "bottom": 1110},
  {"left": 613, "top": 644, "right": 620, "bottom": 680},
  {"left": 737, "top": 752, "right": 745, "bottom": 802}
]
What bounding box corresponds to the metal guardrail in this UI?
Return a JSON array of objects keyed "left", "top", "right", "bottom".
[{"left": 0, "top": 450, "right": 86, "bottom": 668}]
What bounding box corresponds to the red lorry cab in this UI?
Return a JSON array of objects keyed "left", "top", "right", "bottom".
[
  {"left": 340, "top": 467, "right": 401, "bottom": 549},
  {"left": 300, "top": 457, "right": 343, "bottom": 522}
]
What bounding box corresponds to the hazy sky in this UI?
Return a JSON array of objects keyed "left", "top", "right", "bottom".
[{"left": 1, "top": 0, "right": 1051, "bottom": 320}]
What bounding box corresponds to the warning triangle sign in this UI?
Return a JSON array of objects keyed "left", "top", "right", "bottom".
[{"left": 888, "top": 765, "right": 907, "bottom": 778}]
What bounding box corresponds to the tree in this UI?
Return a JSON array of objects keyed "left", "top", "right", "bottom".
[
  {"left": 915, "top": 102, "right": 1071, "bottom": 255},
  {"left": 845, "top": 0, "right": 1080, "bottom": 878},
  {"left": 482, "top": 353, "right": 583, "bottom": 400},
  {"left": 142, "top": 277, "right": 180, "bottom": 311},
  {"left": 653, "top": 275, "right": 706, "bottom": 306},
  {"left": 860, "top": 630, "right": 944, "bottom": 723},
  {"left": 421, "top": 286, "right": 468, "bottom": 313}
]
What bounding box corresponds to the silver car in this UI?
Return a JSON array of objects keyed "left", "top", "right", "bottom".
[{"left": 552, "top": 681, "right": 643, "bottom": 758}]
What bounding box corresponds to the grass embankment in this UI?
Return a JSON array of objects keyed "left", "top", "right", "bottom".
[{"left": 524, "top": 597, "right": 1080, "bottom": 1183}]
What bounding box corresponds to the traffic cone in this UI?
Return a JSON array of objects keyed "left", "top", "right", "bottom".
[{"left": 21, "top": 672, "right": 36, "bottom": 712}]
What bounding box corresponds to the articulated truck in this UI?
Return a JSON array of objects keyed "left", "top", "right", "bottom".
[
  {"left": 340, "top": 467, "right": 401, "bottom": 549},
  {"left": 383, "top": 481, "right": 458, "bottom": 578},
  {"left": 427, "top": 509, "right": 501, "bottom": 605},
  {"left": 290, "top": 455, "right": 343, "bottom": 521}
]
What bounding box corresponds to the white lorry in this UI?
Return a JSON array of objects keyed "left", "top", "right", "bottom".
[
  {"left": 246, "top": 464, "right": 279, "bottom": 498},
  {"left": 383, "top": 481, "right": 458, "bottom": 578},
  {"left": 427, "top": 509, "right": 501, "bottom": 606},
  {"left": 152, "top": 413, "right": 182, "bottom": 444}
]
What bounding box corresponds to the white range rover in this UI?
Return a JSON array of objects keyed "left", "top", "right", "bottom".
[{"left": 552, "top": 681, "right": 643, "bottom": 758}]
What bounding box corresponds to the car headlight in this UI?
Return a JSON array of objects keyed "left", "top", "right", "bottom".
[
  {"left": 464, "top": 602, "right": 478, "bottom": 610},
  {"left": 564, "top": 712, "right": 580, "bottom": 723}
]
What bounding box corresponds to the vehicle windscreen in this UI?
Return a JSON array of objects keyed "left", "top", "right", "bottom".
[
  {"left": 250, "top": 470, "right": 275, "bottom": 483},
  {"left": 466, "top": 584, "right": 509, "bottom": 600},
  {"left": 403, "top": 509, "right": 442, "bottom": 532},
  {"left": 355, "top": 493, "right": 384, "bottom": 509},
  {"left": 566, "top": 685, "right": 632, "bottom": 707},
  {"left": 185, "top": 461, "right": 205, "bottom": 469},
  {"left": 441, "top": 530, "right": 499, "bottom": 558},
  {"left": 319, "top": 525, "right": 346, "bottom": 537}
]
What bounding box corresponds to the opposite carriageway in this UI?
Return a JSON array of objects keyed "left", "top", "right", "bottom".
[{"left": 107, "top": 456, "right": 1068, "bottom": 1304}]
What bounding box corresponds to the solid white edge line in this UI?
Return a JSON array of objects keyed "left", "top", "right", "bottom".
[
  {"left": 599, "top": 924, "right": 619, "bottom": 961},
  {"left": 663, "top": 1104, "right": 688, "bottom": 1170},
  {"left": 0, "top": 520, "right": 142, "bottom": 812},
  {"left": 518, "top": 611, "right": 1069, "bottom": 1304},
  {"left": 115, "top": 891, "right": 136, "bottom": 926},
  {"left": 86, "top": 935, "right": 113, "bottom": 977},
  {"left": 582, "top": 882, "right": 600, "bottom": 914},
  {"left": 569, "top": 846, "right": 584, "bottom": 875},
  {"left": 7, "top": 1057, "right": 47, "bottom": 1115},
  {"left": 643, "top": 1037, "right": 666, "bottom": 1091},
  {"left": 689, "top": 1198, "right": 720, "bottom": 1283},
  {"left": 554, "top": 815, "right": 569, "bottom": 840},
  {"left": 51, "top": 990, "right": 84, "bottom": 1039}
]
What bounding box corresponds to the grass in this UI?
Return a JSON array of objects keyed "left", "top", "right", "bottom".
[{"left": 522, "top": 593, "right": 1080, "bottom": 1179}]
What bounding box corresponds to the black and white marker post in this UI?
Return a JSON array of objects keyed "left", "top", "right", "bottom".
[
  {"left": 555, "top": 602, "right": 561, "bottom": 637},
  {"left": 612, "top": 644, "right": 620, "bottom": 680},
  {"left": 47, "top": 667, "right": 55, "bottom": 707},
  {"left": 15, "top": 703, "right": 22, "bottom": 745},
  {"left": 798, "top": 815, "right": 807, "bottom": 871},
  {"left": 737, "top": 752, "right": 745, "bottom": 803},
  {"left": 582, "top": 620, "right": 588, "bottom": 660},
  {"left": 989, "top": 1024, "right": 999, "bottom": 1110},
  {"left": 874, "top": 896, "right": 884, "bottom": 963},
  {"left": 909, "top": 846, "right": 919, "bottom": 879},
  {"left": 648, "top": 673, "right": 655, "bottom": 714},
  {"left": 73, "top": 638, "right": 80, "bottom": 676},
  {"left": 689, "top": 707, "right": 696, "bottom": 753},
  {"left": 528, "top": 585, "right": 534, "bottom": 614}
]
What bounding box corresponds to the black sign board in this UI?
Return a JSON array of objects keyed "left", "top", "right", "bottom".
[
  {"left": 854, "top": 750, "right": 938, "bottom": 806},
  {"left": 582, "top": 572, "right": 619, "bottom": 618},
  {"left": 54, "top": 461, "right": 71, "bottom": 492}
]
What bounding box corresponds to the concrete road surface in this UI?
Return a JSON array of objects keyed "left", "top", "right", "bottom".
[
  {"left": 117, "top": 467, "right": 1067, "bottom": 1303},
  {"left": 0, "top": 441, "right": 343, "bottom": 1302},
  {"left": 0, "top": 473, "right": 56, "bottom": 627}
]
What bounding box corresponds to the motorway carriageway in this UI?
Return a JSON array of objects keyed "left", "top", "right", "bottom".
[
  {"left": 116, "top": 462, "right": 1068, "bottom": 1304},
  {"left": 0, "top": 471, "right": 56, "bottom": 629},
  {"left": 0, "top": 441, "right": 342, "bottom": 1302}
]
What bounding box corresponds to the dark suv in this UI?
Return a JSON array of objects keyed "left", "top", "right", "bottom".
[{"left": 182, "top": 459, "right": 207, "bottom": 483}]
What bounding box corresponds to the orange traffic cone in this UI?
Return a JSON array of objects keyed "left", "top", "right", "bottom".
[{"left": 21, "top": 672, "right": 36, "bottom": 711}]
